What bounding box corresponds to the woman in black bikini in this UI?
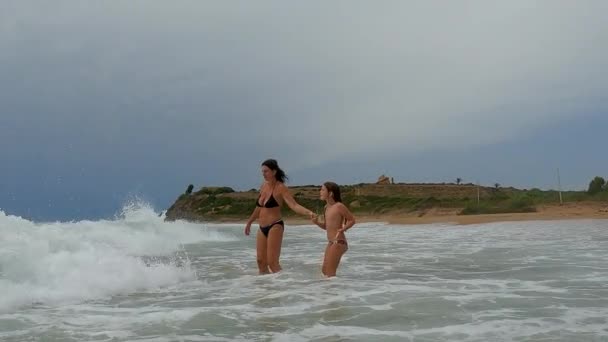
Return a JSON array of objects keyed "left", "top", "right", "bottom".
[
  {"left": 244, "top": 159, "right": 315, "bottom": 274},
  {"left": 311, "top": 182, "right": 356, "bottom": 277}
]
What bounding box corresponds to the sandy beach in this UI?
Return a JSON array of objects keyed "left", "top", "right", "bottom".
[
  {"left": 363, "top": 202, "right": 608, "bottom": 225},
  {"left": 217, "top": 202, "right": 608, "bottom": 226}
]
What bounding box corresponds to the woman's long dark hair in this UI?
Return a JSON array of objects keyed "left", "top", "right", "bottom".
[
  {"left": 323, "top": 181, "right": 342, "bottom": 203},
  {"left": 262, "top": 159, "right": 288, "bottom": 183}
]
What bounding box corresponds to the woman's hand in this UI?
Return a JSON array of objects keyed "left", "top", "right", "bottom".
[{"left": 244, "top": 222, "right": 252, "bottom": 236}]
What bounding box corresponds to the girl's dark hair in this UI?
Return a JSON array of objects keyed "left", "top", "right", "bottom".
[
  {"left": 323, "top": 181, "right": 342, "bottom": 203},
  {"left": 262, "top": 159, "right": 288, "bottom": 183}
]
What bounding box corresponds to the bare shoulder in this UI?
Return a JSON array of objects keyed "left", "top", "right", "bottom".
[
  {"left": 337, "top": 202, "right": 354, "bottom": 215},
  {"left": 275, "top": 182, "right": 289, "bottom": 194},
  {"left": 327, "top": 202, "right": 346, "bottom": 214},
  {"left": 336, "top": 202, "right": 349, "bottom": 210}
]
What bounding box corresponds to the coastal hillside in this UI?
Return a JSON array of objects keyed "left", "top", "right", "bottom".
[{"left": 164, "top": 181, "right": 608, "bottom": 222}]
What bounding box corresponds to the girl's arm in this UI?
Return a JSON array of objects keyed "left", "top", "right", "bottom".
[{"left": 335, "top": 203, "right": 356, "bottom": 234}]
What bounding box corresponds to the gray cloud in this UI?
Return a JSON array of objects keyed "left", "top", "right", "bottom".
[{"left": 1, "top": 1, "right": 607, "bottom": 171}]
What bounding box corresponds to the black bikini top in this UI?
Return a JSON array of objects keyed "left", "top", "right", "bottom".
[{"left": 256, "top": 184, "right": 280, "bottom": 208}]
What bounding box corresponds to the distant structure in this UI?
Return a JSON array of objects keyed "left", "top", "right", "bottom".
[
  {"left": 376, "top": 174, "right": 391, "bottom": 185},
  {"left": 185, "top": 184, "right": 194, "bottom": 194}
]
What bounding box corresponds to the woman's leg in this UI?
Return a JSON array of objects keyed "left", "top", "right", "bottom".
[
  {"left": 266, "top": 224, "right": 285, "bottom": 273},
  {"left": 256, "top": 228, "right": 270, "bottom": 274}
]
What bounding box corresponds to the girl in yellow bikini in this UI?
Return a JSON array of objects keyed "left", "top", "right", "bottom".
[{"left": 311, "top": 182, "right": 356, "bottom": 277}]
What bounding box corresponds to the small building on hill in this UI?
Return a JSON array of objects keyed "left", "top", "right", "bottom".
[{"left": 376, "top": 174, "right": 391, "bottom": 185}]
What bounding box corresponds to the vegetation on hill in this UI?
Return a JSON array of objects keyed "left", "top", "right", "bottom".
[{"left": 165, "top": 176, "right": 608, "bottom": 221}]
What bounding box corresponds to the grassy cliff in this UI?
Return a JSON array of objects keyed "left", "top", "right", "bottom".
[{"left": 164, "top": 183, "right": 608, "bottom": 222}]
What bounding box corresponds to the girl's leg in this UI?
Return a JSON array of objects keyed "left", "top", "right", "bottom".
[{"left": 323, "top": 241, "right": 347, "bottom": 277}]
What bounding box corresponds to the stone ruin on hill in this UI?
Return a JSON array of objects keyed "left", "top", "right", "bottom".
[{"left": 376, "top": 174, "right": 393, "bottom": 184}]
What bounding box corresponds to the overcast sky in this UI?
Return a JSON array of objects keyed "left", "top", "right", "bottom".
[{"left": 1, "top": 1, "right": 607, "bottom": 220}]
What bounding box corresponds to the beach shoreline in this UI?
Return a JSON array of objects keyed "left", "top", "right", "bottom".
[{"left": 204, "top": 202, "right": 608, "bottom": 226}]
